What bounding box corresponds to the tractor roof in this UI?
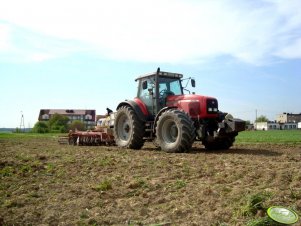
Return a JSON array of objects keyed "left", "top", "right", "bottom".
[{"left": 135, "top": 71, "right": 183, "bottom": 81}]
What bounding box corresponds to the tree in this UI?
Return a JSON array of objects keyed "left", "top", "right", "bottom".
[
  {"left": 48, "top": 113, "right": 69, "bottom": 133},
  {"left": 255, "top": 115, "right": 269, "bottom": 122},
  {"left": 69, "top": 120, "right": 85, "bottom": 131},
  {"left": 32, "top": 121, "right": 49, "bottom": 133}
]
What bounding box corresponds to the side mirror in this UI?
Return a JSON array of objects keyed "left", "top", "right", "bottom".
[
  {"left": 191, "top": 79, "right": 196, "bottom": 87},
  {"left": 142, "top": 81, "right": 148, "bottom": 90}
]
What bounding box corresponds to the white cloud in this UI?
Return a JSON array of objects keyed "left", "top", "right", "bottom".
[
  {"left": 276, "top": 38, "right": 301, "bottom": 58},
  {"left": 28, "top": 53, "right": 55, "bottom": 62},
  {"left": 0, "top": 0, "right": 300, "bottom": 64},
  {"left": 0, "top": 24, "right": 11, "bottom": 50},
  {"left": 0, "top": 23, "right": 89, "bottom": 63}
]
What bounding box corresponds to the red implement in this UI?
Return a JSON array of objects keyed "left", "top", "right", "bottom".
[{"left": 68, "top": 128, "right": 114, "bottom": 146}]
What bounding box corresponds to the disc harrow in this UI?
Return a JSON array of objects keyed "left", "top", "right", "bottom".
[{"left": 68, "top": 128, "right": 114, "bottom": 146}]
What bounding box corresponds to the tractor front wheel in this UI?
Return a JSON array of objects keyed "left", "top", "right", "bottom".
[
  {"left": 156, "top": 109, "right": 195, "bottom": 152},
  {"left": 203, "top": 137, "right": 235, "bottom": 150},
  {"left": 113, "top": 106, "right": 145, "bottom": 149}
]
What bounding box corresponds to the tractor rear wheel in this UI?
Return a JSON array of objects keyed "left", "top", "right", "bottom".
[
  {"left": 156, "top": 109, "right": 195, "bottom": 152},
  {"left": 113, "top": 106, "right": 145, "bottom": 149}
]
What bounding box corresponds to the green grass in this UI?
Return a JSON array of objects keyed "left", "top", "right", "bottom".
[
  {"left": 238, "top": 191, "right": 272, "bottom": 217},
  {"left": 0, "top": 132, "right": 61, "bottom": 139},
  {"left": 93, "top": 179, "right": 113, "bottom": 192},
  {"left": 236, "top": 130, "right": 301, "bottom": 144},
  {"left": 1, "top": 130, "right": 300, "bottom": 144}
]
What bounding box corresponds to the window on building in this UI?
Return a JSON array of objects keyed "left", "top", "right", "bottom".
[
  {"left": 85, "top": 114, "right": 92, "bottom": 120},
  {"left": 42, "top": 114, "right": 49, "bottom": 120}
]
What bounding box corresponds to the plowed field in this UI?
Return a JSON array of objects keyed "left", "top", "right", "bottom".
[{"left": 1, "top": 133, "right": 301, "bottom": 225}]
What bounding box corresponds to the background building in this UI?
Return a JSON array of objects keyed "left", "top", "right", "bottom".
[
  {"left": 255, "top": 121, "right": 298, "bottom": 130},
  {"left": 38, "top": 109, "right": 96, "bottom": 128},
  {"left": 255, "top": 122, "right": 279, "bottom": 130},
  {"left": 276, "top": 113, "right": 301, "bottom": 123}
]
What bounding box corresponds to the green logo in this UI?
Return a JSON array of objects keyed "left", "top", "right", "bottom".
[{"left": 267, "top": 206, "right": 299, "bottom": 224}]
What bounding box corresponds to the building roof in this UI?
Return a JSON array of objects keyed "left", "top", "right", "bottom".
[
  {"left": 39, "top": 109, "right": 96, "bottom": 121},
  {"left": 48, "top": 109, "right": 88, "bottom": 115},
  {"left": 40, "top": 109, "right": 95, "bottom": 115},
  {"left": 279, "top": 112, "right": 301, "bottom": 116}
]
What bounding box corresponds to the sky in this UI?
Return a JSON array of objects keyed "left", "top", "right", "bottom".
[{"left": 0, "top": 0, "right": 301, "bottom": 128}]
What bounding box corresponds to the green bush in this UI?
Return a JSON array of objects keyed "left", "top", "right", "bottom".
[
  {"left": 69, "top": 120, "right": 85, "bottom": 131},
  {"left": 48, "top": 114, "right": 69, "bottom": 133},
  {"left": 32, "top": 121, "right": 49, "bottom": 133}
]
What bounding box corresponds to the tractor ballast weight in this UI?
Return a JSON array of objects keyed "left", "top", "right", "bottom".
[{"left": 113, "top": 68, "right": 245, "bottom": 152}]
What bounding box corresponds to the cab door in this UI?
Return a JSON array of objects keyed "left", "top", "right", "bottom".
[{"left": 137, "top": 77, "right": 156, "bottom": 115}]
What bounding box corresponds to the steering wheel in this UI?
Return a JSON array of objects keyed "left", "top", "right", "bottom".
[
  {"left": 159, "top": 89, "right": 175, "bottom": 106},
  {"left": 159, "top": 89, "right": 168, "bottom": 98},
  {"left": 160, "top": 89, "right": 175, "bottom": 97}
]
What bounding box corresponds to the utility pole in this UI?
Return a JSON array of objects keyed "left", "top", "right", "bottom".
[
  {"left": 20, "top": 111, "right": 25, "bottom": 132},
  {"left": 254, "top": 109, "right": 258, "bottom": 130}
]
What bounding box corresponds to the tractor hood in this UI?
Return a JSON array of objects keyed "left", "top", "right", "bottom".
[{"left": 166, "top": 94, "right": 219, "bottom": 119}]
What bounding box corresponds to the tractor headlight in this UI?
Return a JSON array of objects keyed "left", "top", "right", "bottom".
[{"left": 206, "top": 98, "right": 219, "bottom": 114}]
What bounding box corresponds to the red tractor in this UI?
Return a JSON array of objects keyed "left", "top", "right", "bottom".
[{"left": 113, "top": 68, "right": 245, "bottom": 152}]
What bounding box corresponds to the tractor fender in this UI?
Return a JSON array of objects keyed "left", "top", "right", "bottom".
[
  {"left": 153, "top": 106, "right": 177, "bottom": 133},
  {"left": 116, "top": 100, "right": 147, "bottom": 122}
]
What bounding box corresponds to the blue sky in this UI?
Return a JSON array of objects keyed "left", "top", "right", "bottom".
[{"left": 0, "top": 0, "right": 301, "bottom": 128}]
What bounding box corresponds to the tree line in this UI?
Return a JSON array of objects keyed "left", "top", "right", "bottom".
[
  {"left": 31, "top": 113, "right": 269, "bottom": 133},
  {"left": 32, "top": 113, "right": 86, "bottom": 133}
]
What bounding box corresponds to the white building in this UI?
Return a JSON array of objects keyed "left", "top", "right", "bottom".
[
  {"left": 281, "top": 123, "right": 298, "bottom": 130},
  {"left": 255, "top": 122, "right": 279, "bottom": 130},
  {"left": 255, "top": 122, "right": 298, "bottom": 130}
]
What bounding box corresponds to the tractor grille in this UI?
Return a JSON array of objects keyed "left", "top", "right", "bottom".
[
  {"left": 207, "top": 98, "right": 218, "bottom": 114},
  {"left": 189, "top": 101, "right": 200, "bottom": 117}
]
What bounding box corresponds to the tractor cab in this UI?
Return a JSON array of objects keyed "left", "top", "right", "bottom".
[{"left": 135, "top": 70, "right": 195, "bottom": 116}]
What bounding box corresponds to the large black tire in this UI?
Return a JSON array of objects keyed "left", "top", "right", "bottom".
[
  {"left": 156, "top": 109, "right": 195, "bottom": 153},
  {"left": 219, "top": 137, "right": 234, "bottom": 150},
  {"left": 113, "top": 106, "right": 145, "bottom": 149},
  {"left": 203, "top": 137, "right": 235, "bottom": 150}
]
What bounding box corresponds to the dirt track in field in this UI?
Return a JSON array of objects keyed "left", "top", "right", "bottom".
[{"left": 1, "top": 136, "right": 301, "bottom": 225}]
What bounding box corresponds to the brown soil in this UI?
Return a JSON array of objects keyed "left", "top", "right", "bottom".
[{"left": 1, "top": 137, "right": 301, "bottom": 225}]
